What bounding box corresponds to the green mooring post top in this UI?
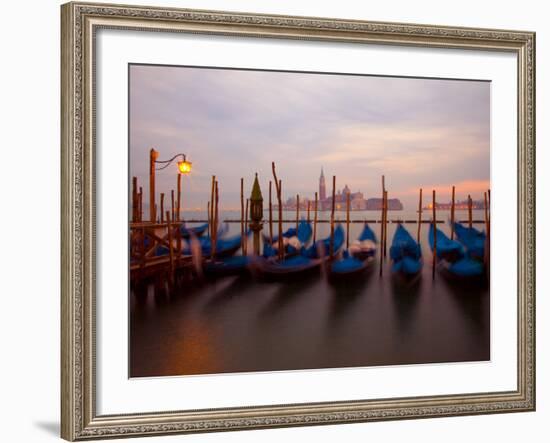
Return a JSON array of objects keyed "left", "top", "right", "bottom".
[{"left": 250, "top": 173, "right": 263, "bottom": 201}]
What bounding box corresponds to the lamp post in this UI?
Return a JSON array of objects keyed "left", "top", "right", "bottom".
[
  {"left": 148, "top": 148, "right": 192, "bottom": 222},
  {"left": 249, "top": 173, "right": 264, "bottom": 255}
]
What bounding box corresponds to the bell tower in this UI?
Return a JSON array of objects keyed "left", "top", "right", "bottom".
[{"left": 319, "top": 168, "right": 326, "bottom": 201}]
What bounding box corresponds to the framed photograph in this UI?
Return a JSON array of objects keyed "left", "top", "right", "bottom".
[{"left": 61, "top": 1, "right": 536, "bottom": 440}]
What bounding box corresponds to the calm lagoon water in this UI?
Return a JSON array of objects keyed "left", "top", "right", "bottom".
[{"left": 130, "top": 209, "right": 489, "bottom": 377}]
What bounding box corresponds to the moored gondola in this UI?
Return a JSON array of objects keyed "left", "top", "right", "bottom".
[
  {"left": 256, "top": 225, "right": 344, "bottom": 281},
  {"left": 203, "top": 255, "right": 253, "bottom": 278},
  {"left": 328, "top": 251, "right": 375, "bottom": 283},
  {"left": 453, "top": 222, "right": 486, "bottom": 260},
  {"left": 180, "top": 222, "right": 208, "bottom": 239},
  {"left": 262, "top": 220, "right": 312, "bottom": 258},
  {"left": 390, "top": 224, "right": 422, "bottom": 285},
  {"left": 429, "top": 225, "right": 485, "bottom": 284},
  {"left": 348, "top": 223, "right": 377, "bottom": 261},
  {"left": 330, "top": 224, "right": 377, "bottom": 282}
]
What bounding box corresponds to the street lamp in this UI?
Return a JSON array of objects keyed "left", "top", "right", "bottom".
[
  {"left": 149, "top": 149, "right": 192, "bottom": 223},
  {"left": 155, "top": 153, "right": 192, "bottom": 174}
]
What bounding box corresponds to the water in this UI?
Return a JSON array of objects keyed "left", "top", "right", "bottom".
[{"left": 130, "top": 209, "right": 489, "bottom": 377}]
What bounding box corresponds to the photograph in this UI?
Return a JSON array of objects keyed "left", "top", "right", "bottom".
[{"left": 128, "top": 64, "right": 491, "bottom": 378}]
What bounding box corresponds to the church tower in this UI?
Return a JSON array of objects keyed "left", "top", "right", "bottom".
[{"left": 319, "top": 168, "right": 327, "bottom": 201}]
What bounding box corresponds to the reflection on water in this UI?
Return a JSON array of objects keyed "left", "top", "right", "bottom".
[{"left": 130, "top": 211, "right": 489, "bottom": 377}]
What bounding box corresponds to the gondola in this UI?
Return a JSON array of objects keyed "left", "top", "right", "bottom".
[
  {"left": 189, "top": 232, "right": 247, "bottom": 258},
  {"left": 256, "top": 225, "right": 344, "bottom": 281},
  {"left": 180, "top": 222, "right": 208, "bottom": 239},
  {"left": 453, "top": 222, "right": 486, "bottom": 260},
  {"left": 302, "top": 224, "right": 344, "bottom": 259},
  {"left": 329, "top": 224, "right": 377, "bottom": 282},
  {"left": 348, "top": 223, "right": 377, "bottom": 261},
  {"left": 262, "top": 220, "right": 312, "bottom": 258},
  {"left": 390, "top": 224, "right": 422, "bottom": 285},
  {"left": 429, "top": 225, "right": 484, "bottom": 283},
  {"left": 203, "top": 255, "right": 253, "bottom": 278},
  {"left": 428, "top": 223, "right": 463, "bottom": 262},
  {"left": 328, "top": 250, "right": 375, "bottom": 282},
  {"left": 155, "top": 228, "right": 246, "bottom": 259}
]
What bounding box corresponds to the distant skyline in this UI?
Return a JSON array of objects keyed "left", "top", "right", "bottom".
[{"left": 129, "top": 64, "right": 490, "bottom": 212}]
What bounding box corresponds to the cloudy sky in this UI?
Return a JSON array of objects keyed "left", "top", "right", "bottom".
[{"left": 129, "top": 64, "right": 490, "bottom": 211}]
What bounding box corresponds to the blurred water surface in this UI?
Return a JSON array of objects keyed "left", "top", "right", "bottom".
[{"left": 130, "top": 209, "right": 489, "bottom": 377}]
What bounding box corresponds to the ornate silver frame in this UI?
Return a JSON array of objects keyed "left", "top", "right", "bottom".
[{"left": 61, "top": 2, "right": 536, "bottom": 440}]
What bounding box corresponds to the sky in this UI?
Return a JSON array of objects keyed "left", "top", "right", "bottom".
[{"left": 129, "top": 64, "right": 490, "bottom": 212}]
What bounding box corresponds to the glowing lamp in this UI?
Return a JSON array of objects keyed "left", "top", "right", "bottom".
[{"left": 178, "top": 160, "right": 192, "bottom": 174}]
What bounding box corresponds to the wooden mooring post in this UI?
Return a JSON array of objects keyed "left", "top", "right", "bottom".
[
  {"left": 313, "top": 191, "right": 318, "bottom": 244},
  {"left": 296, "top": 194, "right": 300, "bottom": 231},
  {"left": 149, "top": 148, "right": 158, "bottom": 222},
  {"left": 207, "top": 201, "right": 211, "bottom": 238},
  {"left": 160, "top": 193, "right": 165, "bottom": 224},
  {"left": 450, "top": 185, "right": 456, "bottom": 240},
  {"left": 379, "top": 184, "right": 386, "bottom": 277},
  {"left": 468, "top": 194, "right": 473, "bottom": 229},
  {"left": 346, "top": 192, "right": 351, "bottom": 249},
  {"left": 383, "top": 190, "right": 388, "bottom": 260},
  {"left": 138, "top": 187, "right": 143, "bottom": 222},
  {"left": 171, "top": 190, "right": 175, "bottom": 222},
  {"left": 211, "top": 180, "right": 219, "bottom": 260},
  {"left": 330, "top": 176, "right": 336, "bottom": 257},
  {"left": 269, "top": 180, "right": 273, "bottom": 244},
  {"left": 177, "top": 173, "right": 181, "bottom": 221},
  {"left": 271, "top": 162, "right": 284, "bottom": 261},
  {"left": 432, "top": 189, "right": 437, "bottom": 280},
  {"left": 166, "top": 211, "right": 174, "bottom": 285},
  {"left": 244, "top": 198, "right": 249, "bottom": 255},
  {"left": 132, "top": 176, "right": 138, "bottom": 222},
  {"left": 483, "top": 192, "right": 491, "bottom": 266},
  {"left": 240, "top": 178, "right": 245, "bottom": 253},
  {"left": 417, "top": 188, "right": 423, "bottom": 243}
]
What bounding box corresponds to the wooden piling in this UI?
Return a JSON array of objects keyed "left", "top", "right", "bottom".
[
  {"left": 177, "top": 173, "right": 181, "bottom": 221},
  {"left": 380, "top": 186, "right": 386, "bottom": 276},
  {"left": 241, "top": 178, "right": 245, "bottom": 254},
  {"left": 210, "top": 175, "right": 216, "bottom": 237},
  {"left": 381, "top": 175, "right": 387, "bottom": 259},
  {"left": 211, "top": 180, "right": 219, "bottom": 260},
  {"left": 170, "top": 189, "right": 176, "bottom": 222},
  {"left": 296, "top": 194, "right": 300, "bottom": 231},
  {"left": 432, "top": 190, "right": 437, "bottom": 280},
  {"left": 166, "top": 211, "right": 174, "bottom": 284},
  {"left": 176, "top": 218, "right": 182, "bottom": 267},
  {"left": 207, "top": 201, "right": 210, "bottom": 237},
  {"left": 468, "top": 194, "right": 473, "bottom": 229},
  {"left": 484, "top": 190, "right": 491, "bottom": 269},
  {"left": 313, "top": 191, "right": 318, "bottom": 244},
  {"left": 269, "top": 181, "right": 273, "bottom": 244},
  {"left": 271, "top": 162, "right": 284, "bottom": 261},
  {"left": 346, "top": 192, "right": 351, "bottom": 249},
  {"left": 307, "top": 201, "right": 311, "bottom": 224},
  {"left": 330, "top": 176, "right": 336, "bottom": 257},
  {"left": 244, "top": 198, "right": 249, "bottom": 255},
  {"left": 132, "top": 177, "right": 138, "bottom": 222},
  {"left": 160, "top": 193, "right": 165, "bottom": 224},
  {"left": 383, "top": 190, "right": 388, "bottom": 259},
  {"left": 138, "top": 187, "right": 143, "bottom": 222},
  {"left": 278, "top": 180, "right": 282, "bottom": 259},
  {"left": 417, "top": 188, "right": 423, "bottom": 243},
  {"left": 450, "top": 186, "right": 456, "bottom": 240},
  {"left": 149, "top": 148, "right": 158, "bottom": 222}
]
